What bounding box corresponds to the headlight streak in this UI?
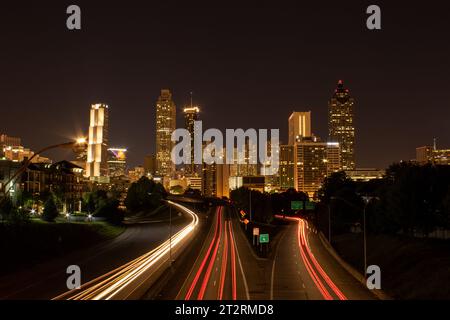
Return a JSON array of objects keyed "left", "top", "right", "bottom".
[{"left": 53, "top": 201, "right": 199, "bottom": 300}]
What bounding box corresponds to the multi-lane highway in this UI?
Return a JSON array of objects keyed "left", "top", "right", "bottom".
[
  {"left": 271, "top": 215, "right": 374, "bottom": 300},
  {"left": 54, "top": 201, "right": 199, "bottom": 300},
  {"left": 0, "top": 200, "right": 376, "bottom": 300},
  {"left": 177, "top": 206, "right": 250, "bottom": 300},
  {"left": 0, "top": 201, "right": 198, "bottom": 300}
]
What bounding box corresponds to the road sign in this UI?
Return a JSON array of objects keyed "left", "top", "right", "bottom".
[
  {"left": 253, "top": 227, "right": 260, "bottom": 236},
  {"left": 291, "top": 201, "right": 303, "bottom": 210},
  {"left": 240, "top": 210, "right": 246, "bottom": 217},
  {"left": 305, "top": 201, "right": 316, "bottom": 210},
  {"left": 259, "top": 233, "right": 269, "bottom": 243},
  {"left": 243, "top": 219, "right": 249, "bottom": 225}
]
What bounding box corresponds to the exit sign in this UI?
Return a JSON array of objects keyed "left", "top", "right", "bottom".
[
  {"left": 291, "top": 201, "right": 303, "bottom": 210},
  {"left": 259, "top": 234, "right": 269, "bottom": 243}
]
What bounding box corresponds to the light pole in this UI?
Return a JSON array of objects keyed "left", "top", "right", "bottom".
[
  {"left": 0, "top": 138, "right": 87, "bottom": 205},
  {"left": 249, "top": 188, "right": 252, "bottom": 222},
  {"left": 161, "top": 198, "right": 173, "bottom": 267},
  {"left": 169, "top": 203, "right": 172, "bottom": 267},
  {"left": 327, "top": 204, "right": 331, "bottom": 242},
  {"left": 361, "top": 196, "right": 379, "bottom": 278},
  {"left": 329, "top": 195, "right": 378, "bottom": 277}
]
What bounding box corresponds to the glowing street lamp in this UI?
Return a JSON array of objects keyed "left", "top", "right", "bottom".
[{"left": 0, "top": 138, "right": 88, "bottom": 201}]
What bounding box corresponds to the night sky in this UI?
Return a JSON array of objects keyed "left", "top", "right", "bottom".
[{"left": 1, "top": 1, "right": 449, "bottom": 169}]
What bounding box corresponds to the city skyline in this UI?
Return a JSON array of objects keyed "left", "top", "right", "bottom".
[
  {"left": 1, "top": 1, "right": 449, "bottom": 169},
  {"left": 0, "top": 1, "right": 449, "bottom": 305}
]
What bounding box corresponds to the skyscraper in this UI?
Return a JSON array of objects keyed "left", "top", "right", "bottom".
[
  {"left": 108, "top": 148, "right": 127, "bottom": 177},
  {"left": 183, "top": 105, "right": 200, "bottom": 176},
  {"left": 328, "top": 80, "right": 355, "bottom": 170},
  {"left": 155, "top": 89, "right": 176, "bottom": 178},
  {"left": 288, "top": 111, "right": 311, "bottom": 145},
  {"left": 86, "top": 103, "right": 109, "bottom": 180},
  {"left": 279, "top": 145, "right": 295, "bottom": 191},
  {"left": 293, "top": 137, "right": 341, "bottom": 199}
]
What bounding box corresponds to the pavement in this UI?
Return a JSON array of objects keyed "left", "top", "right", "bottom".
[
  {"left": 270, "top": 216, "right": 376, "bottom": 300},
  {"left": 0, "top": 205, "right": 191, "bottom": 300},
  {"left": 176, "top": 206, "right": 250, "bottom": 300}
]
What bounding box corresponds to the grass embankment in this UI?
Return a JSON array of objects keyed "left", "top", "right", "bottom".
[
  {"left": 0, "top": 219, "right": 125, "bottom": 275},
  {"left": 332, "top": 233, "right": 450, "bottom": 299}
]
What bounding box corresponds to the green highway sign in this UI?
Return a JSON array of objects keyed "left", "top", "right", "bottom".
[
  {"left": 291, "top": 201, "right": 303, "bottom": 210},
  {"left": 259, "top": 233, "right": 269, "bottom": 243},
  {"left": 305, "top": 201, "right": 316, "bottom": 210}
]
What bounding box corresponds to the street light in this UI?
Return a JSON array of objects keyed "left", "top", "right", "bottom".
[
  {"left": 159, "top": 198, "right": 173, "bottom": 267},
  {"left": 329, "top": 195, "right": 379, "bottom": 278},
  {"left": 0, "top": 139, "right": 87, "bottom": 201},
  {"left": 361, "top": 195, "right": 379, "bottom": 278}
]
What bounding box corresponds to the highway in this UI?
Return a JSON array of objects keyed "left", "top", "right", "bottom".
[
  {"left": 0, "top": 201, "right": 198, "bottom": 300},
  {"left": 177, "top": 206, "right": 250, "bottom": 300},
  {"left": 54, "top": 201, "right": 199, "bottom": 300},
  {"left": 271, "top": 215, "right": 375, "bottom": 300}
]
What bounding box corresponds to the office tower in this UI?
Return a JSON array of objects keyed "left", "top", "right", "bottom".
[
  {"left": 155, "top": 89, "right": 176, "bottom": 177},
  {"left": 279, "top": 145, "right": 295, "bottom": 191},
  {"left": 288, "top": 111, "right": 312, "bottom": 145},
  {"left": 183, "top": 104, "right": 200, "bottom": 176},
  {"left": 1, "top": 134, "right": 20, "bottom": 159},
  {"left": 261, "top": 140, "right": 280, "bottom": 192},
  {"left": 293, "top": 137, "right": 341, "bottom": 199},
  {"left": 416, "top": 139, "right": 450, "bottom": 165},
  {"left": 0, "top": 134, "right": 21, "bottom": 149},
  {"left": 328, "top": 80, "right": 355, "bottom": 170},
  {"left": 144, "top": 155, "right": 157, "bottom": 177},
  {"left": 86, "top": 103, "right": 109, "bottom": 180},
  {"left": 108, "top": 148, "right": 127, "bottom": 177},
  {"left": 203, "top": 162, "right": 230, "bottom": 198}
]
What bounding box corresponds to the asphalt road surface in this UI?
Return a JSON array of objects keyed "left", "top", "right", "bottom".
[
  {"left": 271, "top": 216, "right": 375, "bottom": 300},
  {"left": 176, "top": 206, "right": 250, "bottom": 300},
  {"left": 0, "top": 202, "right": 195, "bottom": 300}
]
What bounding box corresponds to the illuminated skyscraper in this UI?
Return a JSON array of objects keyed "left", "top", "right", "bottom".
[
  {"left": 328, "top": 80, "right": 355, "bottom": 170},
  {"left": 86, "top": 103, "right": 109, "bottom": 179},
  {"left": 183, "top": 104, "right": 200, "bottom": 176},
  {"left": 288, "top": 111, "right": 311, "bottom": 145},
  {"left": 155, "top": 89, "right": 176, "bottom": 178},
  {"left": 108, "top": 148, "right": 127, "bottom": 177},
  {"left": 279, "top": 145, "right": 294, "bottom": 191},
  {"left": 294, "top": 137, "right": 340, "bottom": 199}
]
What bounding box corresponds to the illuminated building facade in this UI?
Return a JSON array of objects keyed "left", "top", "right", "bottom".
[
  {"left": 86, "top": 103, "right": 109, "bottom": 180},
  {"left": 416, "top": 140, "right": 450, "bottom": 165},
  {"left": 108, "top": 148, "right": 127, "bottom": 177},
  {"left": 1, "top": 135, "right": 50, "bottom": 164},
  {"left": 288, "top": 111, "right": 311, "bottom": 145},
  {"left": 279, "top": 145, "right": 295, "bottom": 191},
  {"left": 128, "top": 166, "right": 145, "bottom": 183},
  {"left": 183, "top": 105, "right": 200, "bottom": 176},
  {"left": 346, "top": 168, "right": 385, "bottom": 181},
  {"left": 1, "top": 134, "right": 21, "bottom": 158},
  {"left": 328, "top": 80, "right": 355, "bottom": 170},
  {"left": 294, "top": 137, "right": 341, "bottom": 198},
  {"left": 155, "top": 89, "right": 176, "bottom": 178}
]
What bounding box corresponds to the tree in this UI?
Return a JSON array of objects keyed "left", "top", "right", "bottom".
[
  {"left": 125, "top": 177, "right": 167, "bottom": 213},
  {"left": 42, "top": 196, "right": 59, "bottom": 222},
  {"left": 170, "top": 185, "right": 184, "bottom": 195}
]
